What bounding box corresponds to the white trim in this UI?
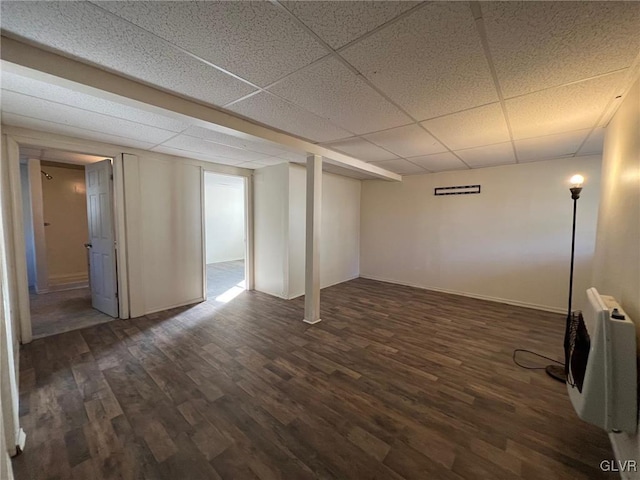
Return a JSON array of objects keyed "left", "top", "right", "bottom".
[
  {"left": 27, "top": 158, "right": 48, "bottom": 295},
  {"left": 6, "top": 137, "right": 32, "bottom": 343},
  {"left": 200, "top": 167, "right": 207, "bottom": 302},
  {"left": 143, "top": 298, "right": 205, "bottom": 316},
  {"left": 1, "top": 38, "right": 400, "bottom": 181},
  {"left": 244, "top": 175, "right": 254, "bottom": 291},
  {"left": 303, "top": 318, "right": 322, "bottom": 325},
  {"left": 359, "top": 274, "right": 566, "bottom": 314},
  {"left": 287, "top": 274, "right": 360, "bottom": 300},
  {"left": 113, "top": 154, "right": 130, "bottom": 319}
]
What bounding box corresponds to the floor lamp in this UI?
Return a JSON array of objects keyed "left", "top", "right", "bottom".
[{"left": 546, "top": 174, "right": 584, "bottom": 383}]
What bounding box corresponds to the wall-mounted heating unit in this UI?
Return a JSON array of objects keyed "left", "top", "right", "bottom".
[{"left": 567, "top": 287, "right": 637, "bottom": 433}]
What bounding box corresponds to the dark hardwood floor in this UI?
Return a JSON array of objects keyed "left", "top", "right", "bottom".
[
  {"left": 29, "top": 287, "right": 114, "bottom": 339},
  {"left": 12, "top": 278, "right": 613, "bottom": 479}
]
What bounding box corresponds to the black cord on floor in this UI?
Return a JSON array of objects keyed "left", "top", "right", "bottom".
[{"left": 512, "top": 349, "right": 563, "bottom": 370}]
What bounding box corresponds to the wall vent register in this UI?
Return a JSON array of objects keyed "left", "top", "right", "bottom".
[{"left": 434, "top": 185, "right": 481, "bottom": 196}]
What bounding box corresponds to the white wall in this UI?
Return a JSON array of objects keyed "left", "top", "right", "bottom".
[
  {"left": 0, "top": 134, "right": 21, "bottom": 462},
  {"left": 132, "top": 155, "right": 204, "bottom": 315},
  {"left": 41, "top": 164, "right": 89, "bottom": 285},
  {"left": 253, "top": 163, "right": 288, "bottom": 298},
  {"left": 288, "top": 164, "right": 361, "bottom": 299},
  {"left": 254, "top": 163, "right": 361, "bottom": 300},
  {"left": 594, "top": 79, "right": 640, "bottom": 478},
  {"left": 204, "top": 173, "right": 245, "bottom": 264},
  {"left": 19, "top": 164, "right": 35, "bottom": 288},
  {"left": 361, "top": 155, "right": 602, "bottom": 312}
]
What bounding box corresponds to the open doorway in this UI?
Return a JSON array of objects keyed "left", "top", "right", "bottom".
[
  {"left": 20, "top": 148, "right": 119, "bottom": 338},
  {"left": 203, "top": 172, "right": 247, "bottom": 303}
]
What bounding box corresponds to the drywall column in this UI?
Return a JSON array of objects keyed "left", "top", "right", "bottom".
[{"left": 304, "top": 154, "right": 322, "bottom": 324}]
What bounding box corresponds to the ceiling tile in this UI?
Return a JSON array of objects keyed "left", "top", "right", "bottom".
[
  {"left": 362, "top": 124, "right": 447, "bottom": 158},
  {"left": 228, "top": 92, "right": 351, "bottom": 143},
  {"left": 322, "top": 137, "right": 398, "bottom": 162},
  {"left": 251, "top": 157, "right": 290, "bottom": 167},
  {"left": 407, "top": 152, "right": 468, "bottom": 173},
  {"left": 454, "top": 142, "right": 515, "bottom": 168},
  {"left": 515, "top": 129, "right": 590, "bottom": 163},
  {"left": 2, "top": 91, "right": 177, "bottom": 144},
  {"left": 341, "top": 2, "right": 498, "bottom": 120},
  {"left": 180, "top": 125, "right": 297, "bottom": 157},
  {"left": 483, "top": 1, "right": 640, "bottom": 98},
  {"left": 0, "top": 1, "right": 256, "bottom": 106},
  {"left": 235, "top": 161, "right": 267, "bottom": 170},
  {"left": 2, "top": 112, "right": 156, "bottom": 150},
  {"left": 269, "top": 56, "right": 411, "bottom": 134},
  {"left": 95, "top": 1, "right": 327, "bottom": 87},
  {"left": 577, "top": 128, "right": 605, "bottom": 156},
  {"left": 161, "top": 135, "right": 269, "bottom": 162},
  {"left": 151, "top": 145, "right": 245, "bottom": 166},
  {"left": 421, "top": 103, "right": 510, "bottom": 150},
  {"left": 281, "top": 1, "right": 420, "bottom": 49},
  {"left": 2, "top": 72, "right": 192, "bottom": 132},
  {"left": 322, "top": 163, "right": 373, "bottom": 180},
  {"left": 369, "top": 159, "right": 426, "bottom": 175},
  {"left": 506, "top": 72, "right": 626, "bottom": 140}
]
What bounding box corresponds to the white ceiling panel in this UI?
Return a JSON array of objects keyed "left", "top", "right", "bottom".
[
  {"left": 322, "top": 137, "right": 398, "bottom": 162},
  {"left": 269, "top": 56, "right": 411, "bottom": 134},
  {"left": 41, "top": 149, "right": 107, "bottom": 165},
  {"left": 95, "top": 0, "right": 327, "bottom": 87},
  {"left": 421, "top": 103, "right": 510, "bottom": 151},
  {"left": 235, "top": 161, "right": 268, "bottom": 170},
  {"left": 2, "top": 91, "right": 177, "bottom": 144},
  {"left": 454, "top": 142, "right": 515, "bottom": 168},
  {"left": 322, "top": 163, "right": 373, "bottom": 180},
  {"left": 150, "top": 145, "right": 245, "bottom": 166},
  {"left": 506, "top": 72, "right": 626, "bottom": 140},
  {"left": 228, "top": 92, "right": 351, "bottom": 143},
  {"left": 250, "top": 157, "right": 290, "bottom": 167},
  {"left": 577, "top": 128, "right": 605, "bottom": 156},
  {"left": 179, "top": 125, "right": 298, "bottom": 158},
  {"left": 2, "top": 72, "right": 193, "bottom": 133},
  {"left": 161, "top": 135, "right": 270, "bottom": 163},
  {"left": 363, "top": 124, "right": 447, "bottom": 158},
  {"left": 281, "top": 1, "right": 421, "bottom": 49},
  {"left": 483, "top": 1, "right": 640, "bottom": 98},
  {"left": 515, "top": 129, "right": 590, "bottom": 163},
  {"left": 341, "top": 2, "right": 498, "bottom": 120},
  {"left": 407, "top": 152, "right": 468, "bottom": 173},
  {"left": 369, "top": 159, "right": 426, "bottom": 175},
  {"left": 2, "top": 112, "right": 156, "bottom": 150},
  {"left": 0, "top": 1, "right": 256, "bottom": 106}
]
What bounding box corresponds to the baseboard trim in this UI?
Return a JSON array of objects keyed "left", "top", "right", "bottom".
[
  {"left": 287, "top": 274, "right": 361, "bottom": 300},
  {"left": 142, "top": 297, "right": 206, "bottom": 317},
  {"left": 359, "top": 274, "right": 565, "bottom": 314}
]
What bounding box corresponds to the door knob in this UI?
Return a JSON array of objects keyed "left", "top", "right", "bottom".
[{"left": 84, "top": 243, "right": 92, "bottom": 249}]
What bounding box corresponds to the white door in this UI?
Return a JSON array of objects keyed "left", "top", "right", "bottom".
[{"left": 85, "top": 159, "right": 118, "bottom": 317}]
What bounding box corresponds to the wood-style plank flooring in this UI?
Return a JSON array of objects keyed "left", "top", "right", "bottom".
[
  {"left": 29, "top": 261, "right": 246, "bottom": 339},
  {"left": 13, "top": 278, "right": 613, "bottom": 479},
  {"left": 29, "top": 287, "right": 114, "bottom": 339}
]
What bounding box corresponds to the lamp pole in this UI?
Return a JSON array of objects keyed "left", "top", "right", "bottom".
[{"left": 546, "top": 176, "right": 583, "bottom": 383}]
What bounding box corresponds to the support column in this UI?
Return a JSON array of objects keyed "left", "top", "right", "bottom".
[{"left": 304, "top": 154, "right": 322, "bottom": 324}]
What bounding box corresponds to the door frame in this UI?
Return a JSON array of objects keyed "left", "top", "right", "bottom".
[
  {"left": 4, "top": 135, "right": 130, "bottom": 344},
  {"left": 201, "top": 168, "right": 254, "bottom": 300}
]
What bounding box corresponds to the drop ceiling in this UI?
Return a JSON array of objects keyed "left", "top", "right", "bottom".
[{"left": 1, "top": 1, "right": 639, "bottom": 177}]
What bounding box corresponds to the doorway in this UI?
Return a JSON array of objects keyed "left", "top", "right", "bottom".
[
  {"left": 203, "top": 172, "right": 247, "bottom": 303},
  {"left": 20, "top": 148, "right": 118, "bottom": 338}
]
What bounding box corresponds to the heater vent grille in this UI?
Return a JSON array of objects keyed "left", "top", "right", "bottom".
[{"left": 434, "top": 185, "right": 481, "bottom": 196}]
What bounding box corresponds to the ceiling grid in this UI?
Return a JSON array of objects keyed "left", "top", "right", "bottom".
[{"left": 1, "top": 0, "right": 638, "bottom": 177}]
